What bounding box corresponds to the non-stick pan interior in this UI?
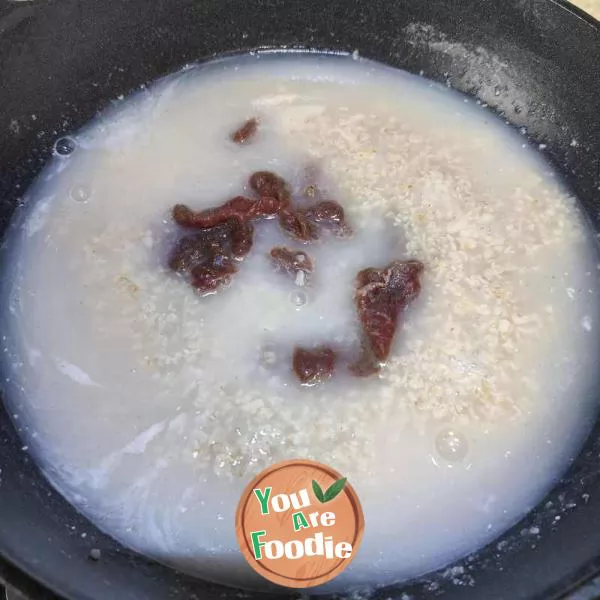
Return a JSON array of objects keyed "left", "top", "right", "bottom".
[{"left": 0, "top": 1, "right": 599, "bottom": 599}]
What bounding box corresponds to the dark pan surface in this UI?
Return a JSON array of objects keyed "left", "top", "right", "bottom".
[{"left": 0, "top": 1, "right": 599, "bottom": 599}]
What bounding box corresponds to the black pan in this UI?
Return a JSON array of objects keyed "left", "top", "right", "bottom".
[{"left": 0, "top": 0, "right": 599, "bottom": 598}]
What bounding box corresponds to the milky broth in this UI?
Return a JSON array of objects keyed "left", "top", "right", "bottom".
[{"left": 1, "top": 53, "right": 599, "bottom": 592}]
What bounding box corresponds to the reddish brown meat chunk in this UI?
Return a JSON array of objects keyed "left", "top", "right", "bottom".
[
  {"left": 350, "top": 260, "right": 424, "bottom": 377},
  {"left": 168, "top": 223, "right": 231, "bottom": 273},
  {"left": 172, "top": 203, "right": 200, "bottom": 228},
  {"left": 172, "top": 195, "right": 284, "bottom": 229},
  {"left": 168, "top": 217, "right": 254, "bottom": 295},
  {"left": 276, "top": 199, "right": 352, "bottom": 242},
  {"left": 293, "top": 346, "right": 336, "bottom": 385},
  {"left": 270, "top": 247, "right": 314, "bottom": 285},
  {"left": 231, "top": 118, "right": 259, "bottom": 145},
  {"left": 169, "top": 234, "right": 207, "bottom": 273},
  {"left": 246, "top": 171, "right": 352, "bottom": 243},
  {"left": 249, "top": 171, "right": 291, "bottom": 205},
  {"left": 304, "top": 200, "right": 353, "bottom": 237},
  {"left": 191, "top": 262, "right": 238, "bottom": 296},
  {"left": 229, "top": 218, "right": 254, "bottom": 259},
  {"left": 348, "top": 352, "right": 383, "bottom": 378},
  {"left": 278, "top": 208, "right": 319, "bottom": 242}
]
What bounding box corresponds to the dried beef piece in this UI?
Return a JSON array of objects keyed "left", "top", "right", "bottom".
[
  {"left": 278, "top": 208, "right": 319, "bottom": 242},
  {"left": 231, "top": 118, "right": 259, "bottom": 144},
  {"left": 229, "top": 218, "right": 254, "bottom": 259},
  {"left": 247, "top": 170, "right": 351, "bottom": 242},
  {"left": 348, "top": 348, "right": 382, "bottom": 378},
  {"left": 350, "top": 260, "right": 424, "bottom": 377},
  {"left": 191, "top": 261, "right": 238, "bottom": 296},
  {"left": 304, "top": 200, "right": 353, "bottom": 237},
  {"left": 168, "top": 224, "right": 231, "bottom": 273},
  {"left": 252, "top": 196, "right": 284, "bottom": 219},
  {"left": 172, "top": 195, "right": 284, "bottom": 229},
  {"left": 169, "top": 234, "right": 207, "bottom": 273},
  {"left": 168, "top": 217, "right": 252, "bottom": 296},
  {"left": 249, "top": 171, "right": 291, "bottom": 205},
  {"left": 270, "top": 247, "right": 313, "bottom": 285},
  {"left": 292, "top": 346, "right": 336, "bottom": 385},
  {"left": 172, "top": 204, "right": 201, "bottom": 228},
  {"left": 276, "top": 198, "right": 352, "bottom": 241}
]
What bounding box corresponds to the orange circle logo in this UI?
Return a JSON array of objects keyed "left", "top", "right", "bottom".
[{"left": 235, "top": 459, "right": 364, "bottom": 588}]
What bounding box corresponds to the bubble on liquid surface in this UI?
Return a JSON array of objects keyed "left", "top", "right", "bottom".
[
  {"left": 53, "top": 137, "right": 76, "bottom": 157},
  {"left": 436, "top": 429, "right": 469, "bottom": 462},
  {"left": 290, "top": 290, "right": 308, "bottom": 308},
  {"left": 70, "top": 185, "right": 91, "bottom": 203}
]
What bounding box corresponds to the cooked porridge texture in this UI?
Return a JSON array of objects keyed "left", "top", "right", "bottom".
[{"left": 2, "top": 54, "right": 599, "bottom": 591}]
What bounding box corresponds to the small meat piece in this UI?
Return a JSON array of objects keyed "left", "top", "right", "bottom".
[
  {"left": 169, "top": 234, "right": 207, "bottom": 273},
  {"left": 253, "top": 196, "right": 284, "bottom": 218},
  {"left": 249, "top": 171, "right": 291, "bottom": 205},
  {"left": 229, "top": 218, "right": 254, "bottom": 259},
  {"left": 168, "top": 225, "right": 230, "bottom": 273},
  {"left": 168, "top": 217, "right": 251, "bottom": 295},
  {"left": 304, "top": 200, "right": 353, "bottom": 237},
  {"left": 348, "top": 348, "right": 382, "bottom": 378},
  {"left": 350, "top": 260, "right": 424, "bottom": 377},
  {"left": 231, "top": 118, "right": 259, "bottom": 144},
  {"left": 191, "top": 262, "right": 238, "bottom": 296},
  {"left": 172, "top": 203, "right": 201, "bottom": 228},
  {"left": 293, "top": 346, "right": 336, "bottom": 385},
  {"left": 270, "top": 247, "right": 313, "bottom": 285},
  {"left": 278, "top": 208, "right": 319, "bottom": 242},
  {"left": 172, "top": 195, "right": 284, "bottom": 229}
]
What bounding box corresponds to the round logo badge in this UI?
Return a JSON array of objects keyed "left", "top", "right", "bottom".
[{"left": 235, "top": 459, "right": 364, "bottom": 588}]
